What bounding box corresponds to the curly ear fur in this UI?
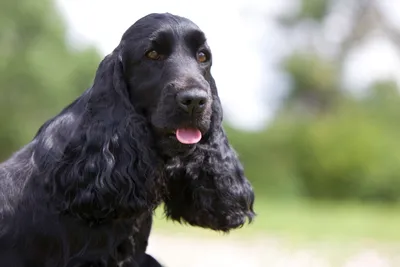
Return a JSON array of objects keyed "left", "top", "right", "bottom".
[
  {"left": 34, "top": 48, "right": 163, "bottom": 223},
  {"left": 0, "top": 13, "right": 253, "bottom": 267},
  {"left": 163, "top": 77, "right": 255, "bottom": 232}
]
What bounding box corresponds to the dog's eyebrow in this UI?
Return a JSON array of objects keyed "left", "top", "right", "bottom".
[
  {"left": 185, "top": 29, "right": 207, "bottom": 46},
  {"left": 149, "top": 29, "right": 171, "bottom": 43}
]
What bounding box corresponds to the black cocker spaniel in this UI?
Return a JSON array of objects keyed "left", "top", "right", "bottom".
[{"left": 0, "top": 13, "right": 255, "bottom": 267}]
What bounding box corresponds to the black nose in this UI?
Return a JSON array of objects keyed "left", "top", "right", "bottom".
[{"left": 176, "top": 89, "right": 208, "bottom": 114}]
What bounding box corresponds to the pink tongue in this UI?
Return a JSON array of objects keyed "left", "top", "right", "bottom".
[{"left": 176, "top": 128, "right": 202, "bottom": 144}]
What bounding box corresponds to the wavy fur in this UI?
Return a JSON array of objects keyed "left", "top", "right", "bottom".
[
  {"left": 0, "top": 13, "right": 254, "bottom": 267},
  {"left": 164, "top": 77, "right": 255, "bottom": 231}
]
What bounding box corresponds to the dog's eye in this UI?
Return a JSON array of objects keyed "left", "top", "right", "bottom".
[
  {"left": 146, "top": 50, "right": 163, "bottom": 60},
  {"left": 196, "top": 51, "right": 208, "bottom": 63}
]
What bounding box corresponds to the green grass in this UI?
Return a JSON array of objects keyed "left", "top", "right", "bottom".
[{"left": 152, "top": 198, "right": 400, "bottom": 243}]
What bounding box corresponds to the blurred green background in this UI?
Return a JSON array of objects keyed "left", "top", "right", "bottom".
[{"left": 1, "top": 0, "right": 400, "bottom": 266}]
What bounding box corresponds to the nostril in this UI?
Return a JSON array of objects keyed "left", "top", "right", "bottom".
[
  {"left": 182, "top": 99, "right": 192, "bottom": 106},
  {"left": 176, "top": 89, "right": 208, "bottom": 114}
]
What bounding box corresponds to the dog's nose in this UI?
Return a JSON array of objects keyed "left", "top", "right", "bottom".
[{"left": 176, "top": 89, "right": 208, "bottom": 114}]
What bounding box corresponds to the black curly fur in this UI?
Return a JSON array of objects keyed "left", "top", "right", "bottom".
[
  {"left": 0, "top": 13, "right": 255, "bottom": 267},
  {"left": 163, "top": 77, "right": 255, "bottom": 231}
]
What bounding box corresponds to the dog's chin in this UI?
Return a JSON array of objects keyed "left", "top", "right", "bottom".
[{"left": 158, "top": 137, "right": 197, "bottom": 158}]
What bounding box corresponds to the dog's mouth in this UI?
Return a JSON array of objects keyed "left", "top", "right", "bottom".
[{"left": 166, "top": 128, "right": 202, "bottom": 144}]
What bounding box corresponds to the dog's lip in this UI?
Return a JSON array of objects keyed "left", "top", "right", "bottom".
[{"left": 166, "top": 131, "right": 176, "bottom": 138}]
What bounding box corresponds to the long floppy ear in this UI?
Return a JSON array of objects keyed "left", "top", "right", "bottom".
[
  {"left": 34, "top": 47, "right": 163, "bottom": 224},
  {"left": 163, "top": 76, "right": 255, "bottom": 232}
]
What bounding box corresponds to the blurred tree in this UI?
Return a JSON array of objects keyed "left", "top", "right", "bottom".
[
  {"left": 0, "top": 0, "right": 101, "bottom": 160},
  {"left": 274, "top": 0, "right": 400, "bottom": 201},
  {"left": 276, "top": 0, "right": 400, "bottom": 113},
  {"left": 282, "top": 52, "right": 340, "bottom": 114},
  {"left": 298, "top": 0, "right": 329, "bottom": 21},
  {"left": 229, "top": 0, "right": 400, "bottom": 202}
]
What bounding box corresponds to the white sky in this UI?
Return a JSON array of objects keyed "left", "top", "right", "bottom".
[{"left": 56, "top": 0, "right": 400, "bottom": 130}]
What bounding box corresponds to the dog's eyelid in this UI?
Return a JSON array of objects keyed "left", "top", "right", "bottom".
[
  {"left": 146, "top": 39, "right": 171, "bottom": 56},
  {"left": 144, "top": 42, "right": 163, "bottom": 59},
  {"left": 196, "top": 48, "right": 211, "bottom": 63},
  {"left": 145, "top": 49, "right": 167, "bottom": 61}
]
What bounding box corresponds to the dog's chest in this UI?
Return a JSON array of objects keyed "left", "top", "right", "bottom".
[
  {"left": 62, "top": 213, "right": 150, "bottom": 265},
  {"left": 66, "top": 218, "right": 136, "bottom": 252}
]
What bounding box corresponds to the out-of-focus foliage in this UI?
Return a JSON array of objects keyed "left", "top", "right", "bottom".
[
  {"left": 228, "top": 0, "right": 400, "bottom": 203},
  {"left": 0, "top": 0, "right": 101, "bottom": 160},
  {"left": 298, "top": 0, "right": 329, "bottom": 21},
  {"left": 282, "top": 52, "right": 341, "bottom": 113},
  {"left": 229, "top": 79, "right": 400, "bottom": 202}
]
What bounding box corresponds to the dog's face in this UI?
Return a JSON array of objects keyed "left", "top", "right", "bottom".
[{"left": 120, "top": 13, "right": 214, "bottom": 156}]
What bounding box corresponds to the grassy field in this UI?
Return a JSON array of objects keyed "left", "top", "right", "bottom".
[
  {"left": 149, "top": 199, "right": 400, "bottom": 266},
  {"left": 152, "top": 198, "right": 400, "bottom": 243}
]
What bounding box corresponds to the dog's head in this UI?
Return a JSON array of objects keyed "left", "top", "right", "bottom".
[{"left": 118, "top": 13, "right": 215, "bottom": 157}]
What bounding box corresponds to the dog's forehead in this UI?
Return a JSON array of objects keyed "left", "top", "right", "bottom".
[{"left": 121, "top": 13, "right": 202, "bottom": 41}]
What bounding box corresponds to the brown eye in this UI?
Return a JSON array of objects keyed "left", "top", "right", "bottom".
[
  {"left": 197, "top": 51, "right": 208, "bottom": 63},
  {"left": 146, "top": 50, "right": 161, "bottom": 60}
]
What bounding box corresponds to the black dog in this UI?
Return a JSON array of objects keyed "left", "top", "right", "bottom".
[{"left": 0, "top": 13, "right": 255, "bottom": 267}]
